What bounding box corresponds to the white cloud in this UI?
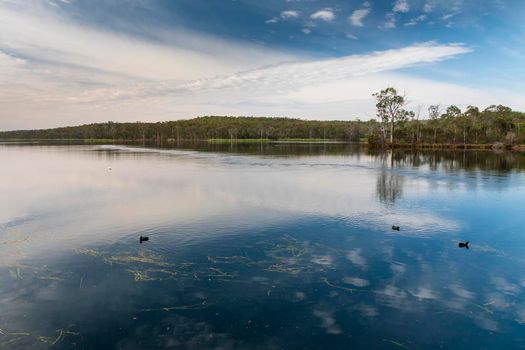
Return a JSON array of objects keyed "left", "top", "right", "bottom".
[
  {"left": 423, "top": 1, "right": 435, "bottom": 13},
  {"left": 346, "top": 33, "right": 358, "bottom": 40},
  {"left": 310, "top": 8, "right": 335, "bottom": 22},
  {"left": 383, "top": 12, "right": 397, "bottom": 29},
  {"left": 349, "top": 8, "right": 371, "bottom": 27},
  {"left": 267, "top": 10, "right": 300, "bottom": 23},
  {"left": 281, "top": 10, "right": 299, "bottom": 19},
  {"left": 405, "top": 14, "right": 427, "bottom": 26},
  {"left": 183, "top": 43, "right": 471, "bottom": 93},
  {"left": 302, "top": 28, "right": 312, "bottom": 34},
  {"left": 393, "top": 0, "right": 410, "bottom": 13},
  {"left": 0, "top": 2, "right": 523, "bottom": 130},
  {"left": 0, "top": 2, "right": 293, "bottom": 82}
]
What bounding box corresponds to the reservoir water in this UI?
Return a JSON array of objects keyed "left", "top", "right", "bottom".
[{"left": 1, "top": 143, "right": 524, "bottom": 349}]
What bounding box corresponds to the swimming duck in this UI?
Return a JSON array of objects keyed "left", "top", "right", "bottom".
[
  {"left": 458, "top": 241, "right": 469, "bottom": 249},
  {"left": 140, "top": 236, "right": 149, "bottom": 243},
  {"left": 391, "top": 225, "right": 400, "bottom": 231}
]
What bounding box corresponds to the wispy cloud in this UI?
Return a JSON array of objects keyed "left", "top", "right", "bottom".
[
  {"left": 183, "top": 43, "right": 472, "bottom": 93},
  {"left": 281, "top": 10, "right": 300, "bottom": 19},
  {"left": 0, "top": 3, "right": 293, "bottom": 82},
  {"left": 267, "top": 10, "right": 300, "bottom": 23},
  {"left": 382, "top": 12, "right": 397, "bottom": 29},
  {"left": 349, "top": 7, "right": 371, "bottom": 27},
  {"left": 393, "top": 0, "right": 410, "bottom": 13},
  {"left": 310, "top": 8, "right": 335, "bottom": 22},
  {"left": 405, "top": 14, "right": 427, "bottom": 26},
  {"left": 1, "top": 0, "right": 522, "bottom": 130},
  {"left": 423, "top": 0, "right": 435, "bottom": 13}
]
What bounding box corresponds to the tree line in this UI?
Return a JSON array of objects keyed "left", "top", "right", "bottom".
[
  {"left": 1, "top": 89, "right": 524, "bottom": 147},
  {"left": 369, "top": 87, "right": 525, "bottom": 148},
  {"left": 0, "top": 117, "right": 367, "bottom": 142}
]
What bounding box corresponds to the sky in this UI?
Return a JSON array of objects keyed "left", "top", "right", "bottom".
[{"left": 0, "top": 0, "right": 524, "bottom": 130}]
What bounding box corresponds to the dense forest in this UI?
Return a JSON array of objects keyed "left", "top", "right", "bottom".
[
  {"left": 1, "top": 98, "right": 524, "bottom": 149},
  {"left": 0, "top": 117, "right": 366, "bottom": 141}
]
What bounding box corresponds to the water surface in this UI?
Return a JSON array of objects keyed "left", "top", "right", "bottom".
[{"left": 1, "top": 143, "right": 524, "bottom": 349}]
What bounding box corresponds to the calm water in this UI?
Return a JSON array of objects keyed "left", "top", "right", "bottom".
[{"left": 1, "top": 143, "right": 525, "bottom": 349}]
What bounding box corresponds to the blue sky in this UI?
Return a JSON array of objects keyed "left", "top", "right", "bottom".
[{"left": 0, "top": 0, "right": 524, "bottom": 129}]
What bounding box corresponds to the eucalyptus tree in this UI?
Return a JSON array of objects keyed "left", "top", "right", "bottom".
[
  {"left": 464, "top": 105, "right": 480, "bottom": 143},
  {"left": 373, "top": 87, "right": 410, "bottom": 146},
  {"left": 442, "top": 105, "right": 462, "bottom": 143},
  {"left": 428, "top": 105, "right": 441, "bottom": 144}
]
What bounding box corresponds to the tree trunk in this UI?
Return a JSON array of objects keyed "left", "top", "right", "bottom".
[{"left": 390, "top": 119, "right": 394, "bottom": 147}]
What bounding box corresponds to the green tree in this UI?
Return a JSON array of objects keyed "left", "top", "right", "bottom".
[
  {"left": 373, "top": 87, "right": 410, "bottom": 146},
  {"left": 428, "top": 105, "right": 440, "bottom": 144}
]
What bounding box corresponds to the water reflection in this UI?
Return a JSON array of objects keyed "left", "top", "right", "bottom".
[
  {"left": 376, "top": 171, "right": 404, "bottom": 206},
  {"left": 0, "top": 143, "right": 524, "bottom": 349}
]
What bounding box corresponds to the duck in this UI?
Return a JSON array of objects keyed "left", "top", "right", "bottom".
[
  {"left": 458, "top": 241, "right": 469, "bottom": 249},
  {"left": 391, "top": 225, "right": 400, "bottom": 231},
  {"left": 139, "top": 236, "right": 149, "bottom": 243}
]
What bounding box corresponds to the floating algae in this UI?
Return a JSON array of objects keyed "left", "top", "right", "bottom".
[
  {"left": 0, "top": 326, "right": 79, "bottom": 348},
  {"left": 36, "top": 328, "right": 80, "bottom": 347},
  {"left": 207, "top": 255, "right": 255, "bottom": 266},
  {"left": 322, "top": 278, "right": 354, "bottom": 293},
  {"left": 266, "top": 264, "right": 303, "bottom": 275},
  {"left": 37, "top": 276, "right": 65, "bottom": 281},
  {"left": 208, "top": 267, "right": 236, "bottom": 280},
  {"left": 75, "top": 248, "right": 174, "bottom": 267},
  {"left": 126, "top": 268, "right": 179, "bottom": 282},
  {"left": 75, "top": 247, "right": 195, "bottom": 283},
  {"left": 138, "top": 300, "right": 209, "bottom": 312},
  {"left": 262, "top": 236, "right": 339, "bottom": 276},
  {"left": 382, "top": 339, "right": 409, "bottom": 349}
]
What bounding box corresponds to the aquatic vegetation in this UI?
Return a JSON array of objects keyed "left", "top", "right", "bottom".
[
  {"left": 138, "top": 300, "right": 209, "bottom": 312},
  {"left": 75, "top": 248, "right": 174, "bottom": 267},
  {"left": 75, "top": 248, "right": 194, "bottom": 283},
  {"left": 0, "top": 326, "right": 80, "bottom": 348},
  {"left": 126, "top": 268, "right": 179, "bottom": 282},
  {"left": 207, "top": 255, "right": 254, "bottom": 265},
  {"left": 382, "top": 339, "right": 409, "bottom": 349}
]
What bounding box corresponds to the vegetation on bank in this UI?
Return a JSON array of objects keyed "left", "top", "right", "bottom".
[
  {"left": 368, "top": 87, "right": 525, "bottom": 149},
  {"left": 1, "top": 88, "right": 524, "bottom": 149},
  {"left": 207, "top": 138, "right": 271, "bottom": 144}
]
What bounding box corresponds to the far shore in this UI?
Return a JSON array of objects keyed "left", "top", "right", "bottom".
[{"left": 1, "top": 138, "right": 524, "bottom": 151}]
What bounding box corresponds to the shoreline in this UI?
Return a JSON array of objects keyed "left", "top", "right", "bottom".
[{"left": 1, "top": 138, "right": 524, "bottom": 151}]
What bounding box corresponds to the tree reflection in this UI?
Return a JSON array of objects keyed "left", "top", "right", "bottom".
[{"left": 376, "top": 170, "right": 404, "bottom": 206}]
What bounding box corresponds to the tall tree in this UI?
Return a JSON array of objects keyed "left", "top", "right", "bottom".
[
  {"left": 373, "top": 87, "right": 410, "bottom": 146},
  {"left": 428, "top": 105, "right": 440, "bottom": 144}
]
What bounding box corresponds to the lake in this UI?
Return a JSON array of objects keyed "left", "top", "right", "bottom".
[{"left": 1, "top": 142, "right": 525, "bottom": 349}]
